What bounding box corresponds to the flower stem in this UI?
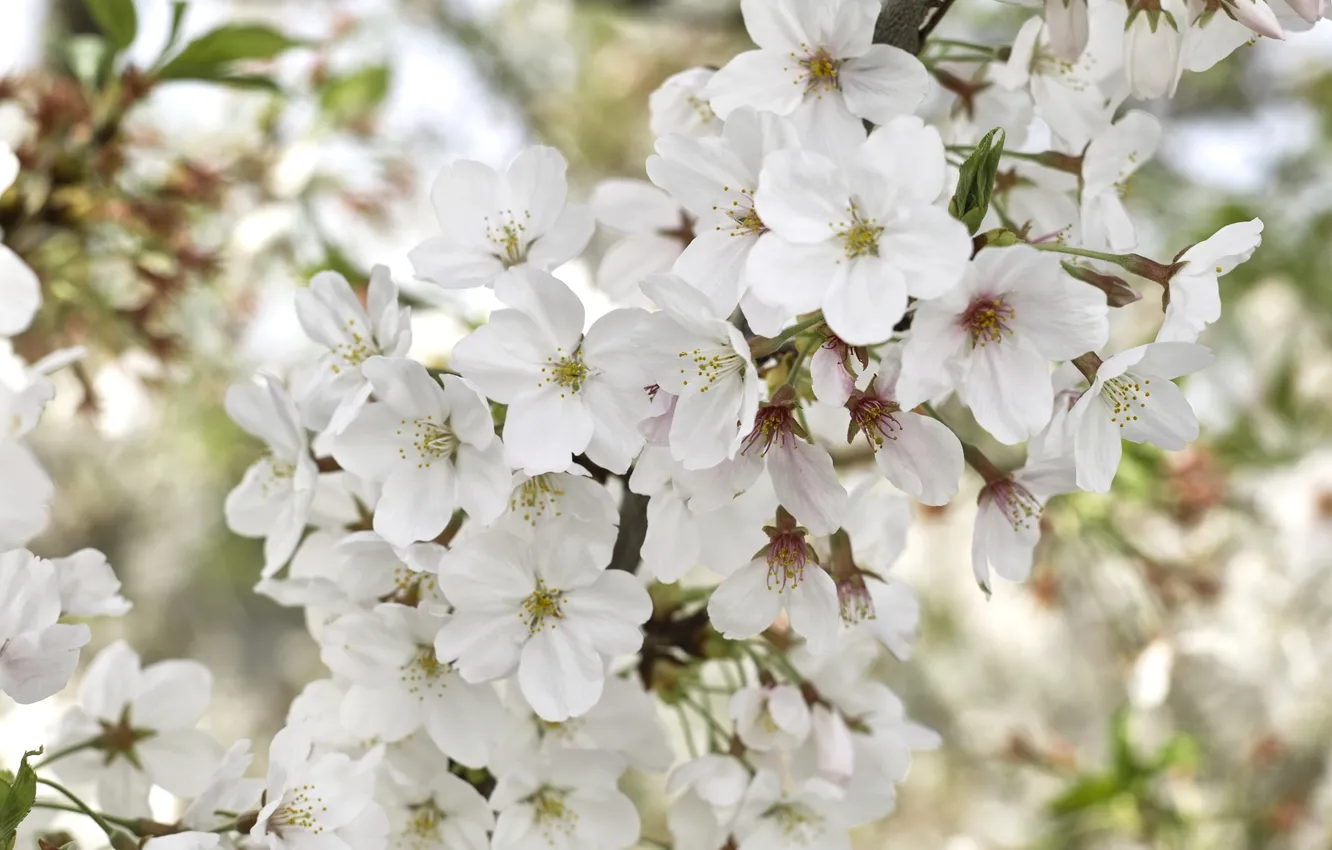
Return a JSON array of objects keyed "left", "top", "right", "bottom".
[
  {"left": 749, "top": 313, "right": 824, "bottom": 359},
  {"left": 32, "top": 802, "right": 170, "bottom": 837},
  {"left": 1029, "top": 243, "right": 1179, "bottom": 283},
  {"left": 31, "top": 740, "right": 97, "bottom": 770},
  {"left": 1072, "top": 352, "right": 1104, "bottom": 381},
  {"left": 35, "top": 779, "right": 127, "bottom": 842}
]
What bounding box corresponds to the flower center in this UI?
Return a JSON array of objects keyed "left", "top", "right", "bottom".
[
  {"left": 331, "top": 319, "right": 378, "bottom": 373},
  {"left": 521, "top": 579, "right": 565, "bottom": 633},
  {"left": 835, "top": 205, "right": 883, "bottom": 260},
  {"left": 400, "top": 645, "right": 450, "bottom": 700},
  {"left": 797, "top": 46, "right": 843, "bottom": 95},
  {"left": 536, "top": 715, "right": 585, "bottom": 743},
  {"left": 985, "top": 479, "right": 1042, "bottom": 532},
  {"left": 1101, "top": 372, "right": 1151, "bottom": 429},
  {"left": 767, "top": 531, "right": 809, "bottom": 593},
  {"left": 961, "top": 296, "right": 1016, "bottom": 345},
  {"left": 528, "top": 787, "right": 578, "bottom": 840},
  {"left": 764, "top": 802, "right": 824, "bottom": 841},
  {"left": 713, "top": 187, "right": 766, "bottom": 238},
  {"left": 484, "top": 210, "right": 532, "bottom": 267},
  {"left": 540, "top": 348, "right": 589, "bottom": 396},
  {"left": 742, "top": 403, "right": 800, "bottom": 456},
  {"left": 511, "top": 474, "right": 566, "bottom": 527},
  {"left": 677, "top": 343, "right": 745, "bottom": 394},
  {"left": 271, "top": 784, "right": 326, "bottom": 835},
  {"left": 837, "top": 575, "right": 875, "bottom": 625},
  {"left": 405, "top": 802, "right": 445, "bottom": 846},
  {"left": 847, "top": 393, "right": 903, "bottom": 447},
  {"left": 400, "top": 418, "right": 458, "bottom": 467}
]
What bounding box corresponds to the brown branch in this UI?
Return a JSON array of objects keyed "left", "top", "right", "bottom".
[
  {"left": 874, "top": 0, "right": 954, "bottom": 54},
  {"left": 608, "top": 489, "right": 650, "bottom": 572}
]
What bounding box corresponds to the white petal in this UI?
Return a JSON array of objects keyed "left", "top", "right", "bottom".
[
  {"left": 518, "top": 627, "right": 604, "bottom": 721},
  {"left": 755, "top": 149, "right": 851, "bottom": 243},
  {"left": 821, "top": 257, "right": 908, "bottom": 346},
  {"left": 373, "top": 464, "right": 457, "bottom": 547},
  {"left": 839, "top": 46, "right": 930, "bottom": 124},
  {"left": 707, "top": 561, "right": 785, "bottom": 640},
  {"left": 0, "top": 246, "right": 41, "bottom": 336},
  {"left": 873, "top": 413, "right": 964, "bottom": 506},
  {"left": 786, "top": 567, "right": 841, "bottom": 654},
  {"left": 1072, "top": 396, "right": 1122, "bottom": 492},
  {"left": 858, "top": 116, "right": 946, "bottom": 206},
  {"left": 765, "top": 439, "right": 848, "bottom": 536},
  {"left": 503, "top": 391, "right": 593, "bottom": 474},
  {"left": 960, "top": 342, "right": 1053, "bottom": 445},
  {"left": 707, "top": 50, "right": 803, "bottom": 118},
  {"left": 745, "top": 234, "right": 842, "bottom": 316}
]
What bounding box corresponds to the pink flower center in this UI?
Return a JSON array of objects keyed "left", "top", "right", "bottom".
[
  {"left": 961, "top": 296, "right": 1016, "bottom": 345},
  {"left": 743, "top": 404, "right": 800, "bottom": 456},
  {"left": 984, "top": 479, "right": 1043, "bottom": 531},
  {"left": 767, "top": 531, "right": 809, "bottom": 592},
  {"left": 849, "top": 396, "right": 903, "bottom": 447}
]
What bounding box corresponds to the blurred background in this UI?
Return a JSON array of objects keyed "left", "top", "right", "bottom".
[{"left": 2, "top": 0, "right": 1332, "bottom": 847}]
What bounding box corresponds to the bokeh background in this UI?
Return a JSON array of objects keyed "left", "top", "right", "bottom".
[{"left": 3, "top": 0, "right": 1332, "bottom": 847}]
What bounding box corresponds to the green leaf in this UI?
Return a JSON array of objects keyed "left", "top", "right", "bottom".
[
  {"left": 82, "top": 0, "right": 138, "bottom": 52},
  {"left": 0, "top": 750, "right": 40, "bottom": 846},
  {"left": 63, "top": 35, "right": 110, "bottom": 87},
  {"left": 162, "top": 1, "right": 189, "bottom": 55},
  {"left": 1049, "top": 774, "right": 1125, "bottom": 816},
  {"left": 948, "top": 127, "right": 1006, "bottom": 235},
  {"left": 318, "top": 65, "right": 391, "bottom": 124},
  {"left": 158, "top": 24, "right": 302, "bottom": 82}
]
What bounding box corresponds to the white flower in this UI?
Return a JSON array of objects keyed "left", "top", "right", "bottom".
[
  {"left": 433, "top": 521, "right": 652, "bottom": 721},
  {"left": 990, "top": 13, "right": 1123, "bottom": 149},
  {"left": 1158, "top": 218, "right": 1263, "bottom": 343},
  {"left": 0, "top": 145, "right": 41, "bottom": 337},
  {"left": 845, "top": 360, "right": 964, "bottom": 506},
  {"left": 971, "top": 453, "right": 1078, "bottom": 594},
  {"left": 708, "top": 519, "right": 841, "bottom": 653},
  {"left": 224, "top": 375, "right": 318, "bottom": 575},
  {"left": 332, "top": 357, "right": 510, "bottom": 547},
  {"left": 897, "top": 245, "right": 1110, "bottom": 444},
  {"left": 1069, "top": 342, "right": 1214, "bottom": 492},
  {"left": 0, "top": 344, "right": 73, "bottom": 549},
  {"left": 645, "top": 107, "right": 800, "bottom": 334},
  {"left": 490, "top": 751, "right": 640, "bottom": 850},
  {"left": 409, "top": 146, "right": 594, "bottom": 290},
  {"left": 251, "top": 725, "right": 389, "bottom": 850},
  {"left": 628, "top": 447, "right": 775, "bottom": 583},
  {"left": 450, "top": 270, "right": 650, "bottom": 475},
  {"left": 650, "top": 67, "right": 722, "bottom": 138},
  {"left": 639, "top": 274, "right": 761, "bottom": 470},
  {"left": 733, "top": 771, "right": 852, "bottom": 850},
  {"left": 706, "top": 0, "right": 929, "bottom": 157},
  {"left": 809, "top": 335, "right": 865, "bottom": 406},
  {"left": 1124, "top": 0, "right": 1187, "bottom": 99},
  {"left": 731, "top": 684, "right": 813, "bottom": 752},
  {"left": 51, "top": 641, "right": 220, "bottom": 816},
  {"left": 1080, "top": 110, "right": 1162, "bottom": 252},
  {"left": 494, "top": 675, "right": 673, "bottom": 775},
  {"left": 1180, "top": 0, "right": 1264, "bottom": 74},
  {"left": 0, "top": 550, "right": 90, "bottom": 704},
  {"left": 497, "top": 467, "right": 619, "bottom": 541},
  {"left": 666, "top": 755, "right": 750, "bottom": 850},
  {"left": 53, "top": 548, "right": 131, "bottom": 618},
  {"left": 294, "top": 266, "right": 412, "bottom": 433},
  {"left": 320, "top": 602, "right": 504, "bottom": 768},
  {"left": 177, "top": 739, "right": 265, "bottom": 831},
  {"left": 750, "top": 117, "right": 971, "bottom": 345},
  {"left": 590, "top": 179, "right": 686, "bottom": 304},
  {"left": 384, "top": 768, "right": 494, "bottom": 850},
  {"left": 739, "top": 392, "right": 848, "bottom": 536}
]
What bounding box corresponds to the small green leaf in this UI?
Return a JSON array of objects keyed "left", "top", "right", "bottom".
[
  {"left": 162, "top": 1, "right": 189, "bottom": 55},
  {"left": 158, "top": 24, "right": 303, "bottom": 82},
  {"left": 948, "top": 127, "right": 1006, "bottom": 235},
  {"left": 1049, "top": 774, "right": 1124, "bottom": 816},
  {"left": 82, "top": 0, "right": 138, "bottom": 52},
  {"left": 0, "top": 750, "right": 40, "bottom": 845},
  {"left": 318, "top": 65, "right": 391, "bottom": 124},
  {"left": 63, "top": 35, "right": 110, "bottom": 87}
]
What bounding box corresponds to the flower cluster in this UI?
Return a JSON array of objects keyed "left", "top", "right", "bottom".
[{"left": 0, "top": 0, "right": 1298, "bottom": 846}]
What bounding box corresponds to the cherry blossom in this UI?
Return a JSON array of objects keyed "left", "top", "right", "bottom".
[
  {"left": 0, "top": 145, "right": 40, "bottom": 337},
  {"left": 409, "top": 146, "right": 594, "bottom": 290},
  {"left": 0, "top": 549, "right": 90, "bottom": 704},
  {"left": 1158, "top": 218, "right": 1263, "bottom": 343}
]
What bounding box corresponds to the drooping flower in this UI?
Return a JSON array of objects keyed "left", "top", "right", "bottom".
[
  {"left": 1080, "top": 110, "right": 1162, "bottom": 252},
  {"left": 706, "top": 0, "right": 929, "bottom": 157},
  {"left": 1068, "top": 342, "right": 1214, "bottom": 492},
  {"left": 409, "top": 146, "right": 594, "bottom": 290},
  {"left": 1157, "top": 218, "right": 1263, "bottom": 343},
  {"left": 707, "top": 512, "right": 841, "bottom": 652},
  {"left": 971, "top": 451, "right": 1078, "bottom": 595},
  {"left": 433, "top": 520, "right": 652, "bottom": 722},
  {"left": 739, "top": 388, "right": 848, "bottom": 536},
  {"left": 1123, "top": 0, "right": 1188, "bottom": 99},
  {"left": 897, "top": 245, "right": 1109, "bottom": 444},
  {"left": 844, "top": 361, "right": 964, "bottom": 506},
  {"left": 0, "top": 550, "right": 90, "bottom": 704},
  {"left": 450, "top": 269, "right": 650, "bottom": 475},
  {"left": 224, "top": 375, "right": 319, "bottom": 575},
  {"left": 332, "top": 356, "right": 511, "bottom": 547},
  {"left": 731, "top": 684, "right": 813, "bottom": 752},
  {"left": 293, "top": 265, "right": 412, "bottom": 433}
]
